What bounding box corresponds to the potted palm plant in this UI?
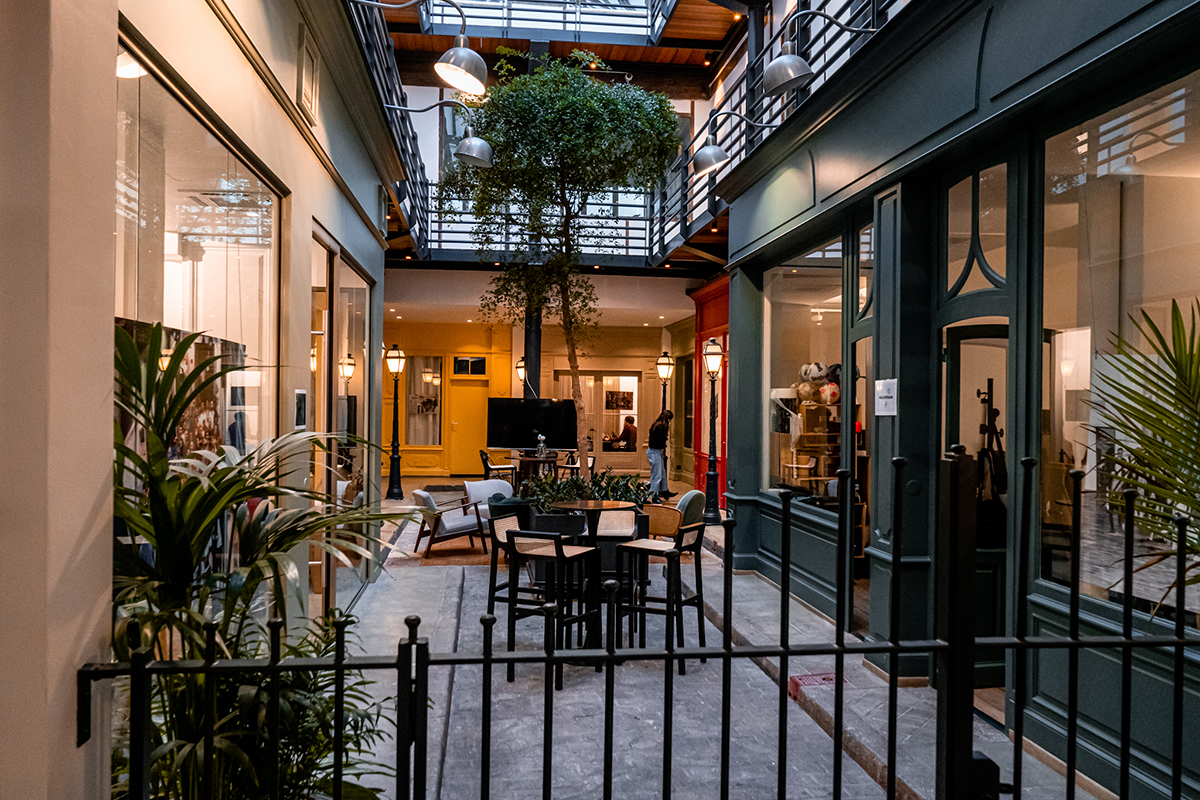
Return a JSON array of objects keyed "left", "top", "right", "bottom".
[{"left": 111, "top": 323, "right": 408, "bottom": 799}]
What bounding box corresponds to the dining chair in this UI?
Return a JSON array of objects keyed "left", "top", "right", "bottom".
[
  {"left": 615, "top": 521, "right": 707, "bottom": 673},
  {"left": 644, "top": 504, "right": 682, "bottom": 540},
  {"left": 674, "top": 489, "right": 706, "bottom": 527},
  {"left": 411, "top": 489, "right": 487, "bottom": 557},
  {"left": 479, "top": 450, "right": 517, "bottom": 483}
]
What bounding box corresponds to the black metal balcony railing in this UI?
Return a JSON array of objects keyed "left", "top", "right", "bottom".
[
  {"left": 346, "top": 0, "right": 910, "bottom": 267},
  {"left": 430, "top": 187, "right": 653, "bottom": 262},
  {"left": 646, "top": 0, "right": 910, "bottom": 262},
  {"left": 77, "top": 456, "right": 1200, "bottom": 799},
  {"left": 424, "top": 0, "right": 652, "bottom": 41},
  {"left": 344, "top": 0, "right": 433, "bottom": 256}
]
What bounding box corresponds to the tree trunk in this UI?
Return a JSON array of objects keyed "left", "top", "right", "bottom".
[{"left": 558, "top": 279, "right": 590, "bottom": 476}]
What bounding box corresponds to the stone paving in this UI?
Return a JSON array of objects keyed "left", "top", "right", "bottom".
[
  {"left": 683, "top": 560, "right": 1103, "bottom": 800},
  {"left": 440, "top": 565, "right": 886, "bottom": 800}
]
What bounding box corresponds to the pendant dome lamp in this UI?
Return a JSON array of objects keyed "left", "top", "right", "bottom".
[
  {"left": 763, "top": 10, "right": 875, "bottom": 97},
  {"left": 383, "top": 99, "right": 493, "bottom": 168},
  {"left": 692, "top": 110, "right": 779, "bottom": 180},
  {"left": 348, "top": 0, "right": 487, "bottom": 95}
]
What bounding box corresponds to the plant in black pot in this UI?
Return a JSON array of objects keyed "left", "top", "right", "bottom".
[{"left": 519, "top": 467, "right": 655, "bottom": 513}]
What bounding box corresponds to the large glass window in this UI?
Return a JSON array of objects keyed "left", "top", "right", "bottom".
[
  {"left": 115, "top": 45, "right": 278, "bottom": 455},
  {"left": 947, "top": 163, "right": 1007, "bottom": 297},
  {"left": 1042, "top": 67, "right": 1200, "bottom": 626},
  {"left": 764, "top": 238, "right": 845, "bottom": 507}
]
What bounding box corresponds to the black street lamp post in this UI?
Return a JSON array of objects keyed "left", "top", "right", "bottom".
[
  {"left": 385, "top": 344, "right": 406, "bottom": 500},
  {"left": 702, "top": 338, "right": 723, "bottom": 525}
]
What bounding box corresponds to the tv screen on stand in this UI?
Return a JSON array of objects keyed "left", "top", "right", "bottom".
[{"left": 486, "top": 398, "right": 578, "bottom": 451}]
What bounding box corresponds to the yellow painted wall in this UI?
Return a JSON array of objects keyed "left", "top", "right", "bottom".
[{"left": 382, "top": 321, "right": 513, "bottom": 476}]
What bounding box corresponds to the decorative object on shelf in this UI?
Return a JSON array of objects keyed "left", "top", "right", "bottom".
[
  {"left": 819, "top": 382, "right": 841, "bottom": 405},
  {"left": 801, "top": 362, "right": 829, "bottom": 382}
]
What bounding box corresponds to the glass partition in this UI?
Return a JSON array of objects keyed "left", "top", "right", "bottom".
[{"left": 1042, "top": 65, "right": 1200, "bottom": 627}]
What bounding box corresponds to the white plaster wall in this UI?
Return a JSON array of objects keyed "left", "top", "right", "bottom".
[{"left": 0, "top": 1, "right": 119, "bottom": 798}]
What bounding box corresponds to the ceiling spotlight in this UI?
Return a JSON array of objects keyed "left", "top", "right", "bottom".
[
  {"left": 733, "top": 13, "right": 741, "bottom": 20},
  {"left": 710, "top": 221, "right": 718, "bottom": 233}
]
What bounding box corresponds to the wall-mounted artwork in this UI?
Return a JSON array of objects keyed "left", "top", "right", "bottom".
[{"left": 605, "top": 390, "right": 634, "bottom": 410}]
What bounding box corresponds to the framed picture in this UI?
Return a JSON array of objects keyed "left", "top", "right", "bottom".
[
  {"left": 294, "top": 389, "right": 307, "bottom": 430},
  {"left": 605, "top": 390, "right": 634, "bottom": 410}
]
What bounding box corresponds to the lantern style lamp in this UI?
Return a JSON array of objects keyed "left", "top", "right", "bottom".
[
  {"left": 385, "top": 344, "right": 406, "bottom": 499},
  {"left": 422, "top": 367, "right": 433, "bottom": 384},
  {"left": 515, "top": 356, "right": 526, "bottom": 383},
  {"left": 656, "top": 351, "right": 675, "bottom": 412},
  {"left": 338, "top": 353, "right": 356, "bottom": 384},
  {"left": 702, "top": 337, "right": 724, "bottom": 525},
  {"left": 158, "top": 348, "right": 173, "bottom": 372}
]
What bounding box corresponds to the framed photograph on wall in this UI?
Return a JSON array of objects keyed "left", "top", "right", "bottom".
[{"left": 605, "top": 390, "right": 634, "bottom": 410}]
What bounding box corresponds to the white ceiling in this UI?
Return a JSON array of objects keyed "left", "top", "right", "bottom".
[{"left": 382, "top": 269, "right": 705, "bottom": 327}]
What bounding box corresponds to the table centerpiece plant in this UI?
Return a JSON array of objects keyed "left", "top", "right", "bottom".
[{"left": 519, "top": 467, "right": 656, "bottom": 513}]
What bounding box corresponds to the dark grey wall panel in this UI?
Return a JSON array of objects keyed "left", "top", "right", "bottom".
[
  {"left": 981, "top": 0, "right": 1162, "bottom": 102},
  {"left": 728, "top": 151, "right": 815, "bottom": 256}
]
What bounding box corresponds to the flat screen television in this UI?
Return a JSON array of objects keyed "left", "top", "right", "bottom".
[{"left": 486, "top": 398, "right": 578, "bottom": 451}]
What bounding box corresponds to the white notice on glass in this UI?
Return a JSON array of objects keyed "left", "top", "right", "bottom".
[{"left": 875, "top": 379, "right": 897, "bottom": 416}]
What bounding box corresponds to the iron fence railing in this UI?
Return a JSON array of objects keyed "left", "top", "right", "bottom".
[
  {"left": 78, "top": 453, "right": 1200, "bottom": 799},
  {"left": 344, "top": 0, "right": 432, "bottom": 256},
  {"left": 647, "top": 0, "right": 911, "bottom": 263},
  {"left": 424, "top": 0, "right": 651, "bottom": 41},
  {"left": 429, "top": 186, "right": 653, "bottom": 260}
]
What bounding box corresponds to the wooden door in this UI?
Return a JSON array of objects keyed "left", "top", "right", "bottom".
[{"left": 448, "top": 376, "right": 489, "bottom": 474}]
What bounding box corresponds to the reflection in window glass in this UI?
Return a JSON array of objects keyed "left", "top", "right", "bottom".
[
  {"left": 764, "top": 238, "right": 844, "bottom": 508},
  {"left": 852, "top": 337, "right": 873, "bottom": 560},
  {"left": 1042, "top": 67, "right": 1200, "bottom": 628},
  {"left": 407, "top": 356, "right": 442, "bottom": 446},
  {"left": 115, "top": 45, "right": 278, "bottom": 457},
  {"left": 335, "top": 262, "right": 370, "bottom": 497}
]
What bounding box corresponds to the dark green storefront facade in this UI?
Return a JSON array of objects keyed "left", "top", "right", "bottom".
[{"left": 716, "top": 1, "right": 1200, "bottom": 796}]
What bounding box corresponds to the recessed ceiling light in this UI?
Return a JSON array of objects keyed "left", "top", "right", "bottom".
[
  {"left": 405, "top": 255, "right": 412, "bottom": 260},
  {"left": 467, "top": 319, "right": 472, "bottom": 322},
  {"left": 659, "top": 315, "right": 664, "bottom": 319},
  {"left": 734, "top": 12, "right": 741, "bottom": 19},
  {"left": 390, "top": 308, "right": 395, "bottom": 311},
  {"left": 643, "top": 323, "right": 649, "bottom": 326},
  {"left": 791, "top": 269, "right": 797, "bottom": 273},
  {"left": 396, "top": 315, "right": 402, "bottom": 319}
]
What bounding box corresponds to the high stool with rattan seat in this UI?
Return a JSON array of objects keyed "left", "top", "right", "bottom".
[
  {"left": 615, "top": 521, "right": 707, "bottom": 674},
  {"left": 489, "top": 516, "right": 601, "bottom": 686}
]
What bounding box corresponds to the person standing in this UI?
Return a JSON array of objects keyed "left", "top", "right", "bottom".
[{"left": 647, "top": 410, "right": 674, "bottom": 500}]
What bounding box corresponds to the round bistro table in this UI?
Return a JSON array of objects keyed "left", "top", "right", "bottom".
[{"left": 549, "top": 499, "right": 636, "bottom": 540}]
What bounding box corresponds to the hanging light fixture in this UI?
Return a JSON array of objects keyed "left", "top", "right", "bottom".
[
  {"left": 158, "top": 348, "right": 173, "bottom": 372},
  {"left": 422, "top": 367, "right": 434, "bottom": 384},
  {"left": 349, "top": 0, "right": 487, "bottom": 95},
  {"left": 515, "top": 356, "right": 526, "bottom": 382},
  {"left": 692, "top": 110, "right": 779, "bottom": 180},
  {"left": 339, "top": 353, "right": 356, "bottom": 381},
  {"left": 432, "top": 374, "right": 442, "bottom": 387},
  {"left": 762, "top": 10, "right": 875, "bottom": 97},
  {"left": 384, "top": 99, "right": 493, "bottom": 168},
  {"left": 702, "top": 337, "right": 724, "bottom": 379},
  {"left": 310, "top": 345, "right": 318, "bottom": 373}
]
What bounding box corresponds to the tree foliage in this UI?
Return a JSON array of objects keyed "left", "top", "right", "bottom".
[{"left": 440, "top": 51, "right": 679, "bottom": 459}]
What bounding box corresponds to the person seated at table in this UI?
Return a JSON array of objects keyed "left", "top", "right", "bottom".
[{"left": 614, "top": 415, "right": 637, "bottom": 449}]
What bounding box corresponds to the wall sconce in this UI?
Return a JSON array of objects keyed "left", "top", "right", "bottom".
[
  {"left": 763, "top": 10, "right": 876, "bottom": 97},
  {"left": 348, "top": 0, "right": 487, "bottom": 95}
]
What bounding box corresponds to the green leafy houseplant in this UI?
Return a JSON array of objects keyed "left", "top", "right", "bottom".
[
  {"left": 1093, "top": 299, "right": 1200, "bottom": 594},
  {"left": 520, "top": 467, "right": 656, "bottom": 513},
  {"left": 111, "top": 323, "right": 407, "bottom": 799},
  {"left": 440, "top": 50, "right": 680, "bottom": 463}
]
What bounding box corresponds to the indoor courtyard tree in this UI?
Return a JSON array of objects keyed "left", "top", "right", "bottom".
[
  {"left": 440, "top": 50, "right": 680, "bottom": 463},
  {"left": 112, "top": 323, "right": 407, "bottom": 799}
]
